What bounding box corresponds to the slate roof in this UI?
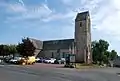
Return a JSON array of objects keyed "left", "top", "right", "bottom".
[
  {"left": 29, "top": 38, "right": 43, "bottom": 50},
  {"left": 28, "top": 38, "right": 74, "bottom": 50},
  {"left": 75, "top": 11, "right": 89, "bottom": 21},
  {"left": 43, "top": 39, "right": 74, "bottom": 50}
]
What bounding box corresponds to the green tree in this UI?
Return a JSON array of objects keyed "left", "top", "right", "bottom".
[
  {"left": 109, "top": 50, "right": 118, "bottom": 60},
  {"left": 9, "top": 45, "right": 17, "bottom": 58},
  {"left": 92, "top": 39, "right": 109, "bottom": 64},
  {"left": 104, "top": 51, "right": 111, "bottom": 58},
  {"left": 0, "top": 45, "right": 10, "bottom": 57},
  {"left": 17, "top": 43, "right": 24, "bottom": 56},
  {"left": 0, "top": 44, "right": 18, "bottom": 58},
  {"left": 0, "top": 44, "right": 4, "bottom": 56},
  {"left": 92, "top": 41, "right": 99, "bottom": 63},
  {"left": 17, "top": 38, "right": 35, "bottom": 57}
]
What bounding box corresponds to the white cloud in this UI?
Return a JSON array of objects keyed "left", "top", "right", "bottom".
[
  {"left": 8, "top": 3, "right": 27, "bottom": 13},
  {"left": 23, "top": 4, "right": 52, "bottom": 19},
  {"left": 6, "top": 2, "right": 77, "bottom": 23},
  {"left": 93, "top": 0, "right": 120, "bottom": 41},
  {"left": 113, "top": 0, "right": 120, "bottom": 9},
  {"left": 5, "top": 4, "right": 52, "bottom": 22},
  {"left": 42, "top": 10, "right": 77, "bottom": 22},
  {"left": 0, "top": 0, "right": 26, "bottom": 13}
]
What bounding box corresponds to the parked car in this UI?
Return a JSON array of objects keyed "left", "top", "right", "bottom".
[
  {"left": 9, "top": 59, "right": 17, "bottom": 64},
  {"left": 50, "top": 58, "right": 56, "bottom": 64},
  {"left": 4, "top": 57, "right": 12, "bottom": 63},
  {"left": 44, "top": 58, "right": 56, "bottom": 64},
  {"left": 54, "top": 58, "right": 66, "bottom": 64},
  {"left": 37, "top": 57, "right": 45, "bottom": 63},
  {"left": 9, "top": 57, "right": 22, "bottom": 64},
  {"left": 61, "top": 58, "right": 66, "bottom": 64},
  {"left": 35, "top": 58, "right": 40, "bottom": 62}
]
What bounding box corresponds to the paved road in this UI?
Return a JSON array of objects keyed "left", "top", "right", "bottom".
[{"left": 0, "top": 64, "right": 120, "bottom": 81}]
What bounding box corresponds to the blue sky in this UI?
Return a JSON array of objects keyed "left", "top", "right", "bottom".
[{"left": 0, "top": 0, "right": 120, "bottom": 55}]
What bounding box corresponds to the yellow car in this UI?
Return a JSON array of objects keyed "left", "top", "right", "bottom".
[
  {"left": 19, "top": 56, "right": 36, "bottom": 65},
  {"left": 26, "top": 56, "right": 36, "bottom": 65}
]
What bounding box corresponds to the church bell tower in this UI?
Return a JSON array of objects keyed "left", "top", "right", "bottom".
[{"left": 75, "top": 11, "right": 92, "bottom": 64}]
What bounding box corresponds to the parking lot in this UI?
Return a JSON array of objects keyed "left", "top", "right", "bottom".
[
  {"left": 1, "top": 56, "right": 120, "bottom": 81},
  {"left": 0, "top": 63, "right": 120, "bottom": 81}
]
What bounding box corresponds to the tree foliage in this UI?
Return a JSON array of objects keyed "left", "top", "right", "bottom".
[
  {"left": 9, "top": 45, "right": 17, "bottom": 58},
  {"left": 17, "top": 38, "right": 35, "bottom": 57},
  {"left": 0, "top": 44, "right": 17, "bottom": 57},
  {"left": 92, "top": 39, "right": 118, "bottom": 65},
  {"left": 109, "top": 50, "right": 118, "bottom": 60},
  {"left": 0, "top": 45, "right": 8, "bottom": 57},
  {"left": 0, "top": 38, "right": 35, "bottom": 57}
]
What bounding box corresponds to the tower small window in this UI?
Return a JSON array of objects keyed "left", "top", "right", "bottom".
[{"left": 80, "top": 22, "right": 82, "bottom": 27}]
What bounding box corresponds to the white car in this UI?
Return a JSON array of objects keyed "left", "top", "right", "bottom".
[
  {"left": 9, "top": 59, "right": 17, "bottom": 63},
  {"left": 50, "top": 58, "right": 56, "bottom": 63},
  {"left": 44, "top": 58, "right": 56, "bottom": 64},
  {"left": 9, "top": 57, "right": 22, "bottom": 64}
]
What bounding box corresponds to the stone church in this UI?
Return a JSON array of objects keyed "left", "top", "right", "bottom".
[{"left": 23, "top": 11, "right": 92, "bottom": 64}]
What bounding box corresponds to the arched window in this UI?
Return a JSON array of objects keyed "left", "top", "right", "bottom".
[{"left": 80, "top": 22, "right": 82, "bottom": 27}]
